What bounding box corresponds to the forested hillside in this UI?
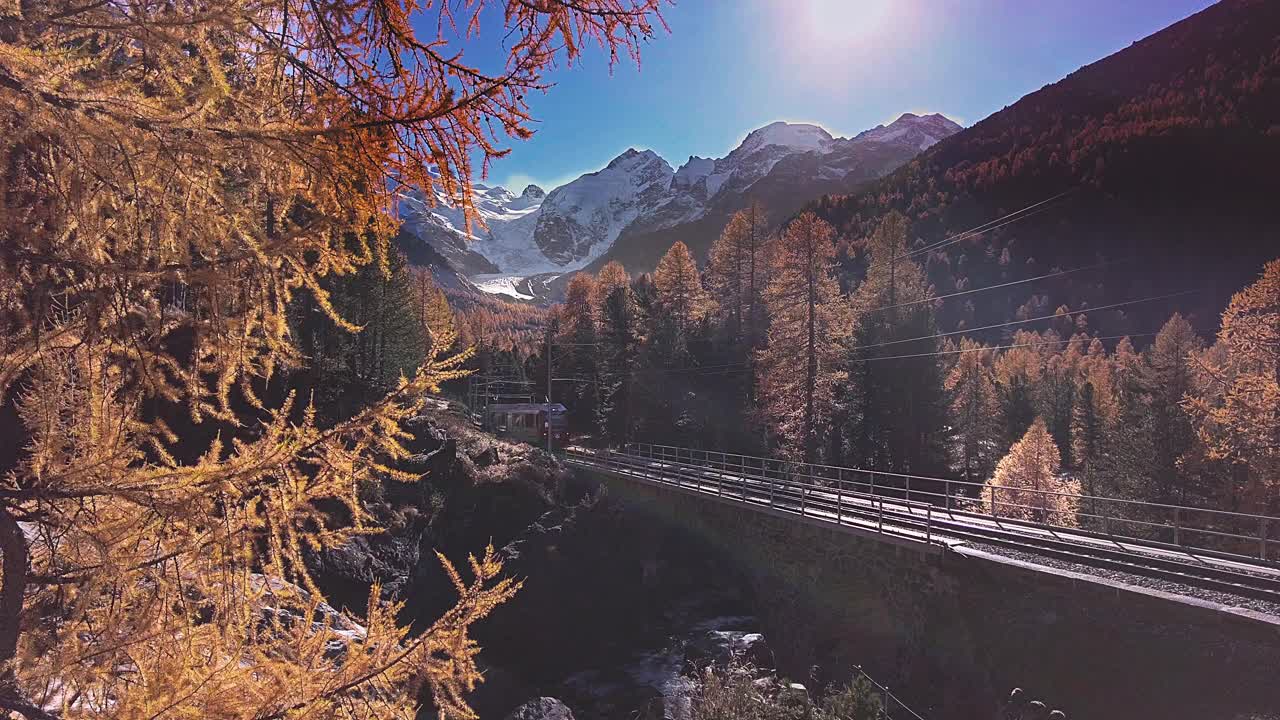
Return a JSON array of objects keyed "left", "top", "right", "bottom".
[{"left": 811, "top": 0, "right": 1280, "bottom": 339}]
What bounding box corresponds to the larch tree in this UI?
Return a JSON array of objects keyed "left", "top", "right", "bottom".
[
  {"left": 1186, "top": 259, "right": 1280, "bottom": 504},
  {"left": 650, "top": 241, "right": 709, "bottom": 365},
  {"left": 982, "top": 418, "right": 1081, "bottom": 527},
  {"left": 706, "top": 202, "right": 768, "bottom": 348},
  {"left": 0, "top": 1, "right": 665, "bottom": 718},
  {"left": 757, "top": 213, "right": 847, "bottom": 463},
  {"left": 945, "top": 339, "right": 1002, "bottom": 483}
]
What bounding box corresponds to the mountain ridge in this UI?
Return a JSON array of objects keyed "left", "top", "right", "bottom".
[{"left": 396, "top": 112, "right": 962, "bottom": 296}]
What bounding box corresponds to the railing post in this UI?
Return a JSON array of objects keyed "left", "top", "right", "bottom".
[
  {"left": 1173, "top": 507, "right": 1182, "bottom": 546},
  {"left": 837, "top": 468, "right": 844, "bottom": 526},
  {"left": 768, "top": 460, "right": 775, "bottom": 506},
  {"left": 1261, "top": 518, "right": 1269, "bottom": 561},
  {"left": 906, "top": 475, "right": 911, "bottom": 504},
  {"left": 926, "top": 504, "right": 931, "bottom": 544},
  {"left": 878, "top": 497, "right": 884, "bottom": 533},
  {"left": 945, "top": 479, "right": 951, "bottom": 513},
  {"left": 870, "top": 471, "right": 877, "bottom": 497},
  {"left": 800, "top": 466, "right": 807, "bottom": 516},
  {"left": 990, "top": 486, "right": 997, "bottom": 518}
]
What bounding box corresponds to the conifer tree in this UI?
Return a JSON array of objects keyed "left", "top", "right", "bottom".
[
  {"left": 1143, "top": 313, "right": 1204, "bottom": 501},
  {"left": 758, "top": 213, "right": 847, "bottom": 462},
  {"left": 650, "top": 241, "right": 710, "bottom": 365},
  {"left": 596, "top": 263, "right": 642, "bottom": 445},
  {"left": 982, "top": 418, "right": 1081, "bottom": 526},
  {"left": 1187, "top": 259, "right": 1280, "bottom": 503},
  {"left": 0, "top": 1, "right": 664, "bottom": 717},
  {"left": 706, "top": 202, "right": 768, "bottom": 348},
  {"left": 994, "top": 331, "right": 1045, "bottom": 450},
  {"left": 1072, "top": 352, "right": 1119, "bottom": 500},
  {"left": 559, "top": 273, "right": 603, "bottom": 435},
  {"left": 844, "top": 211, "right": 946, "bottom": 473},
  {"left": 946, "top": 339, "right": 1002, "bottom": 483}
]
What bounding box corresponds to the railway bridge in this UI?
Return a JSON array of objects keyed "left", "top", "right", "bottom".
[{"left": 565, "top": 444, "right": 1280, "bottom": 720}]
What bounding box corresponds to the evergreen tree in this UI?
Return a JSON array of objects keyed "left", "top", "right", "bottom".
[
  {"left": 558, "top": 273, "right": 603, "bottom": 435},
  {"left": 946, "top": 339, "right": 1002, "bottom": 483},
  {"left": 844, "top": 211, "right": 947, "bottom": 473},
  {"left": 758, "top": 213, "right": 848, "bottom": 462},
  {"left": 597, "top": 263, "right": 642, "bottom": 445},
  {"left": 1072, "top": 352, "right": 1119, "bottom": 500},
  {"left": 994, "top": 331, "right": 1044, "bottom": 451},
  {"left": 1143, "top": 313, "right": 1204, "bottom": 501},
  {"left": 1099, "top": 336, "right": 1157, "bottom": 498}
]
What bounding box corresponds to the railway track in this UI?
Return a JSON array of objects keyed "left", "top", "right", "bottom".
[{"left": 566, "top": 449, "right": 1280, "bottom": 607}]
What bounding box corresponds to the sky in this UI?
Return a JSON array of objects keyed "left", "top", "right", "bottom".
[{"left": 437, "top": 0, "right": 1217, "bottom": 193}]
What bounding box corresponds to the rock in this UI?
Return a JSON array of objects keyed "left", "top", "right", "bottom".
[
  {"left": 471, "top": 445, "right": 500, "bottom": 467},
  {"left": 504, "top": 697, "right": 576, "bottom": 720},
  {"left": 684, "top": 630, "right": 774, "bottom": 670}
]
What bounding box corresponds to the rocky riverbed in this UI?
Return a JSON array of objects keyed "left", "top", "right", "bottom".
[{"left": 302, "top": 410, "right": 772, "bottom": 720}]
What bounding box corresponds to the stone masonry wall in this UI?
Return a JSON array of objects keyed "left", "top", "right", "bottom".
[{"left": 588, "top": 469, "right": 1280, "bottom": 720}]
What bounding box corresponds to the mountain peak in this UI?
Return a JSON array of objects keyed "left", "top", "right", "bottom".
[
  {"left": 738, "top": 122, "right": 835, "bottom": 154},
  {"left": 521, "top": 184, "right": 545, "bottom": 200},
  {"left": 855, "top": 112, "right": 963, "bottom": 150},
  {"left": 606, "top": 147, "right": 663, "bottom": 170}
]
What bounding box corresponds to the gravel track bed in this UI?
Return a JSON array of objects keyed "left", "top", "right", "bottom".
[{"left": 965, "top": 541, "right": 1280, "bottom": 618}]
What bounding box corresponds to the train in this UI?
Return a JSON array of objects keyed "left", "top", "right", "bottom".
[{"left": 483, "top": 402, "right": 570, "bottom": 446}]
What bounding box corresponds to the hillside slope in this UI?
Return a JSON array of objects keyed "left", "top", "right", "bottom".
[{"left": 810, "top": 0, "right": 1280, "bottom": 337}]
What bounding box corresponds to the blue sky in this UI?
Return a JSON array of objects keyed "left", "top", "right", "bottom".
[{"left": 444, "top": 0, "right": 1215, "bottom": 192}]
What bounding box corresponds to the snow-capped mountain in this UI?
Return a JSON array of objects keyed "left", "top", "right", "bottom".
[
  {"left": 397, "top": 112, "right": 962, "bottom": 298},
  {"left": 854, "top": 112, "right": 960, "bottom": 151}
]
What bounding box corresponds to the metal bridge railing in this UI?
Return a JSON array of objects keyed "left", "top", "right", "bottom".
[
  {"left": 564, "top": 445, "right": 949, "bottom": 548},
  {"left": 577, "top": 443, "right": 1280, "bottom": 565}
]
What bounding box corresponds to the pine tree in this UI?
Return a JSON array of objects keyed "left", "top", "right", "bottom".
[
  {"left": 1072, "top": 352, "right": 1119, "bottom": 500},
  {"left": 845, "top": 211, "right": 947, "bottom": 473},
  {"left": 757, "top": 213, "right": 848, "bottom": 462},
  {"left": 558, "top": 273, "right": 603, "bottom": 435},
  {"left": 982, "top": 418, "right": 1081, "bottom": 526},
  {"left": 0, "top": 1, "right": 663, "bottom": 716},
  {"left": 596, "top": 263, "right": 642, "bottom": 445},
  {"left": 1143, "top": 313, "right": 1204, "bottom": 501},
  {"left": 994, "top": 331, "right": 1044, "bottom": 451},
  {"left": 946, "top": 339, "right": 1002, "bottom": 483}
]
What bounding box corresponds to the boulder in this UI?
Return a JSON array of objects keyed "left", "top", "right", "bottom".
[
  {"left": 504, "top": 697, "right": 576, "bottom": 720},
  {"left": 684, "top": 630, "right": 774, "bottom": 671}
]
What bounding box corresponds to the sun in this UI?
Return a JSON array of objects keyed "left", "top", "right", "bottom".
[{"left": 781, "top": 0, "right": 912, "bottom": 64}]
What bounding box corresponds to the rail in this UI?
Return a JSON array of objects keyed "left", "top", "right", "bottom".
[{"left": 575, "top": 443, "right": 1280, "bottom": 566}]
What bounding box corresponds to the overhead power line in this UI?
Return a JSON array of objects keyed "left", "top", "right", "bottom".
[
  {"left": 894, "top": 188, "right": 1077, "bottom": 262},
  {"left": 848, "top": 288, "right": 1202, "bottom": 354},
  {"left": 865, "top": 258, "right": 1124, "bottom": 315}
]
